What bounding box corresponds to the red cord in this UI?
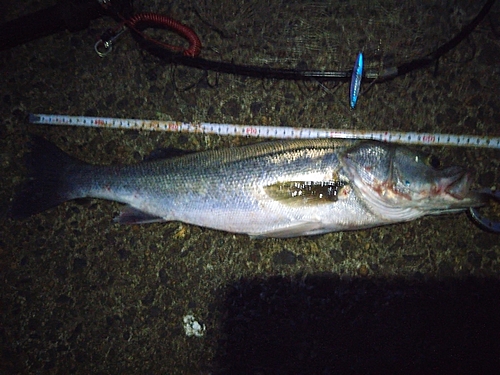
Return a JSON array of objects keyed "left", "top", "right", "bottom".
[{"left": 126, "top": 13, "right": 202, "bottom": 57}]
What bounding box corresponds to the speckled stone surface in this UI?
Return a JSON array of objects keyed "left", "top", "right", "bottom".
[{"left": 1, "top": 0, "right": 499, "bottom": 373}]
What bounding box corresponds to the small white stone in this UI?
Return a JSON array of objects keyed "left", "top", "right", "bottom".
[{"left": 183, "top": 314, "right": 206, "bottom": 337}]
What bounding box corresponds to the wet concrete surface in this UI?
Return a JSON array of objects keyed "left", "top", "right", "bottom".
[{"left": 1, "top": 0, "right": 499, "bottom": 373}]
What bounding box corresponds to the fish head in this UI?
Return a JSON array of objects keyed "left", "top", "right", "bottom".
[{"left": 341, "top": 141, "right": 484, "bottom": 220}]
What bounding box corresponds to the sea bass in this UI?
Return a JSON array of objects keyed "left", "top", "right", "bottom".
[{"left": 10, "top": 137, "right": 483, "bottom": 238}]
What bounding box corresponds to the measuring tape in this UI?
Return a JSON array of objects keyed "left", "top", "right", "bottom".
[
  {"left": 29, "top": 113, "right": 500, "bottom": 149},
  {"left": 27, "top": 113, "right": 500, "bottom": 232}
]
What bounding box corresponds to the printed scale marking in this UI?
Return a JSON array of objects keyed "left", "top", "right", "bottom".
[{"left": 29, "top": 114, "right": 500, "bottom": 149}]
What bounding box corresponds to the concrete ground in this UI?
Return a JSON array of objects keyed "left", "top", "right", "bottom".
[{"left": 1, "top": 0, "right": 499, "bottom": 373}]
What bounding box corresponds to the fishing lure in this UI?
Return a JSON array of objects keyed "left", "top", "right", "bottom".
[{"left": 350, "top": 52, "right": 363, "bottom": 109}]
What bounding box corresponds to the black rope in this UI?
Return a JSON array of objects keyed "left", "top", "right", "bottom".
[{"left": 132, "top": 0, "right": 495, "bottom": 83}]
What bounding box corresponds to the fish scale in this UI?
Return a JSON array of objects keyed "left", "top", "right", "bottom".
[{"left": 10, "top": 137, "right": 483, "bottom": 238}]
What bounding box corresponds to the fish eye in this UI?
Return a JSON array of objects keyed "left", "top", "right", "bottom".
[{"left": 426, "top": 155, "right": 441, "bottom": 169}]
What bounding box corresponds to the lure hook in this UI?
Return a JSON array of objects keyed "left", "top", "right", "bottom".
[{"left": 469, "top": 188, "right": 500, "bottom": 233}]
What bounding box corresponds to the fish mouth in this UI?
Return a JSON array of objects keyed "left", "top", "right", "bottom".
[
  {"left": 440, "top": 167, "right": 484, "bottom": 206},
  {"left": 439, "top": 167, "right": 472, "bottom": 200},
  {"left": 441, "top": 167, "right": 471, "bottom": 200}
]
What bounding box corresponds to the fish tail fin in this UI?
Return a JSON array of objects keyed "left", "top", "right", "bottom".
[{"left": 9, "top": 136, "right": 86, "bottom": 219}]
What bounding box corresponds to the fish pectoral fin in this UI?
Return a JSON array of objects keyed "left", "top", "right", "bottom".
[
  {"left": 249, "top": 221, "right": 325, "bottom": 239},
  {"left": 114, "top": 205, "right": 166, "bottom": 224}
]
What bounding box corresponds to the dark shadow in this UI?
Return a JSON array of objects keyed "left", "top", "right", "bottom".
[{"left": 213, "top": 275, "right": 500, "bottom": 374}]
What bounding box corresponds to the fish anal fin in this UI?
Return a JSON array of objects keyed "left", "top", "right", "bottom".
[
  {"left": 114, "top": 205, "right": 166, "bottom": 224},
  {"left": 249, "top": 221, "right": 326, "bottom": 239}
]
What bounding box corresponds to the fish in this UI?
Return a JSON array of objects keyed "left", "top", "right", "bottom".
[{"left": 9, "top": 136, "right": 484, "bottom": 238}]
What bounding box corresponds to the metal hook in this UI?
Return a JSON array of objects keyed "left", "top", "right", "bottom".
[
  {"left": 94, "top": 26, "right": 127, "bottom": 57},
  {"left": 469, "top": 188, "right": 500, "bottom": 233}
]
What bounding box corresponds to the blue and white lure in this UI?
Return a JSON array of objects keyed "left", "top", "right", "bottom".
[{"left": 349, "top": 52, "right": 363, "bottom": 109}]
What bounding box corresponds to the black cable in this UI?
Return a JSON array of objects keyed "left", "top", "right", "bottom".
[
  {"left": 0, "top": 0, "right": 102, "bottom": 51},
  {"left": 390, "top": 0, "right": 496, "bottom": 81},
  {"left": 132, "top": 0, "right": 496, "bottom": 83}
]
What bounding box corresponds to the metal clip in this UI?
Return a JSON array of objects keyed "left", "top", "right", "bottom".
[
  {"left": 469, "top": 188, "right": 500, "bottom": 233},
  {"left": 97, "top": 0, "right": 112, "bottom": 9},
  {"left": 94, "top": 26, "right": 127, "bottom": 57}
]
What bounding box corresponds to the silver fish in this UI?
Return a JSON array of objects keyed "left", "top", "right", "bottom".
[{"left": 10, "top": 137, "right": 483, "bottom": 238}]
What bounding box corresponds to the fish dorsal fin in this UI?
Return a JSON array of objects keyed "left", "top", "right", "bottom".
[{"left": 264, "top": 181, "right": 348, "bottom": 206}]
